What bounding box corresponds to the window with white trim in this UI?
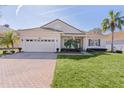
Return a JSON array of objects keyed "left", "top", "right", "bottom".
[{"left": 88, "top": 39, "right": 100, "bottom": 46}]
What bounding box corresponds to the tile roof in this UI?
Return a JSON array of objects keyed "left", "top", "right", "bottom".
[
  {"left": 86, "top": 28, "right": 103, "bottom": 36},
  {"left": 105, "top": 31, "right": 124, "bottom": 41},
  {"left": 18, "top": 27, "right": 63, "bottom": 33}
]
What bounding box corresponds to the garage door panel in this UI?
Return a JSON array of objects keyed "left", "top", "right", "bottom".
[{"left": 22, "top": 38, "right": 56, "bottom": 52}]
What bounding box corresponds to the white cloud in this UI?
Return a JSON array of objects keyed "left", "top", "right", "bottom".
[
  {"left": 39, "top": 7, "right": 73, "bottom": 16},
  {"left": 16, "top": 5, "right": 23, "bottom": 16},
  {"left": 61, "top": 12, "right": 84, "bottom": 19},
  {"left": 61, "top": 10, "right": 93, "bottom": 19}
]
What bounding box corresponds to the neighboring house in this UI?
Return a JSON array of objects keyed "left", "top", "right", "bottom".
[
  {"left": 18, "top": 19, "right": 106, "bottom": 52},
  {"left": 106, "top": 31, "right": 124, "bottom": 51},
  {"left": 0, "top": 24, "right": 12, "bottom": 31}
]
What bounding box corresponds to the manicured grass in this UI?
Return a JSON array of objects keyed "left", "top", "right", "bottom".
[
  {"left": 0, "top": 50, "right": 3, "bottom": 55},
  {"left": 52, "top": 52, "right": 124, "bottom": 88}
]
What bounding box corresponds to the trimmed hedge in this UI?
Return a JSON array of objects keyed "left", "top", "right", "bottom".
[
  {"left": 61, "top": 48, "right": 81, "bottom": 53},
  {"left": 87, "top": 48, "right": 107, "bottom": 52},
  {"left": 18, "top": 48, "right": 22, "bottom": 52},
  {"left": 3, "top": 51, "right": 7, "bottom": 54},
  {"left": 10, "top": 50, "right": 15, "bottom": 54},
  {"left": 116, "top": 50, "right": 123, "bottom": 54}
]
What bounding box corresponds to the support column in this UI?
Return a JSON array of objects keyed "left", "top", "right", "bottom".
[
  {"left": 84, "top": 35, "right": 88, "bottom": 51},
  {"left": 72, "top": 36, "right": 75, "bottom": 40}
]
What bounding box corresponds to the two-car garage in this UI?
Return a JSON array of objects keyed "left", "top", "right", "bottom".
[
  {"left": 19, "top": 28, "right": 61, "bottom": 52},
  {"left": 21, "top": 38, "right": 57, "bottom": 52}
]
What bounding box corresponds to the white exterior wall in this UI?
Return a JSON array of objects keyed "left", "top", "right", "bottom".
[
  {"left": 60, "top": 35, "right": 106, "bottom": 51},
  {"left": 106, "top": 41, "right": 124, "bottom": 51},
  {"left": 106, "top": 45, "right": 124, "bottom": 51},
  {"left": 83, "top": 36, "right": 88, "bottom": 50},
  {"left": 84, "top": 35, "right": 106, "bottom": 50},
  {"left": 106, "top": 45, "right": 111, "bottom": 51}
]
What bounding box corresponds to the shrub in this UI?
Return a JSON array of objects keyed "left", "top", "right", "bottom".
[
  {"left": 116, "top": 50, "right": 123, "bottom": 54},
  {"left": 10, "top": 50, "right": 15, "bottom": 54},
  {"left": 56, "top": 48, "right": 59, "bottom": 52},
  {"left": 3, "top": 51, "right": 7, "bottom": 54},
  {"left": 86, "top": 48, "right": 107, "bottom": 52},
  {"left": 18, "top": 48, "right": 22, "bottom": 52},
  {"left": 64, "top": 39, "right": 78, "bottom": 49},
  {"left": 61, "top": 48, "right": 81, "bottom": 53}
]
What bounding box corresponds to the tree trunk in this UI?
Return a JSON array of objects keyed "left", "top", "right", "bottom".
[
  {"left": 11, "top": 41, "right": 14, "bottom": 51},
  {"left": 111, "top": 31, "right": 114, "bottom": 53},
  {"left": 7, "top": 44, "right": 9, "bottom": 48}
]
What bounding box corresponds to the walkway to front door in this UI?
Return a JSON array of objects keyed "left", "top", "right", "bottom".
[{"left": 0, "top": 52, "right": 57, "bottom": 88}]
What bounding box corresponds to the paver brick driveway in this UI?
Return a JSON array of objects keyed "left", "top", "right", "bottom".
[{"left": 0, "top": 52, "right": 57, "bottom": 88}]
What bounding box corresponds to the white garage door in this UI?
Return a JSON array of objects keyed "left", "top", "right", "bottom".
[{"left": 22, "top": 38, "right": 56, "bottom": 52}]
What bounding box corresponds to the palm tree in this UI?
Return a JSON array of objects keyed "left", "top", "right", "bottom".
[
  {"left": 0, "top": 30, "right": 19, "bottom": 49},
  {"left": 101, "top": 10, "right": 124, "bottom": 52},
  {"left": 0, "top": 36, "right": 10, "bottom": 48}
]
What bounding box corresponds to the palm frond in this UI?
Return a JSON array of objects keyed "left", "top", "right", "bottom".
[
  {"left": 115, "top": 11, "right": 121, "bottom": 18},
  {"left": 101, "top": 18, "right": 110, "bottom": 32},
  {"left": 109, "top": 10, "right": 114, "bottom": 20},
  {"left": 117, "top": 21, "right": 122, "bottom": 30},
  {"left": 0, "top": 30, "right": 19, "bottom": 48}
]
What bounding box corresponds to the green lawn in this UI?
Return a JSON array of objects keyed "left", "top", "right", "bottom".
[
  {"left": 52, "top": 52, "right": 124, "bottom": 88},
  {"left": 0, "top": 50, "right": 3, "bottom": 55}
]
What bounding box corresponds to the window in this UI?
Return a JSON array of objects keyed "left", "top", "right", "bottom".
[
  {"left": 26, "top": 39, "right": 29, "bottom": 42},
  {"left": 89, "top": 39, "right": 100, "bottom": 46},
  {"left": 48, "top": 40, "right": 51, "bottom": 42},
  {"left": 88, "top": 39, "right": 92, "bottom": 46},
  {"left": 98, "top": 39, "right": 100, "bottom": 46},
  {"left": 52, "top": 40, "right": 54, "bottom": 42},
  {"left": 41, "top": 40, "right": 43, "bottom": 42},
  {"left": 30, "top": 39, "right": 33, "bottom": 42},
  {"left": 34, "top": 39, "right": 37, "bottom": 41},
  {"left": 45, "top": 40, "right": 47, "bottom": 42}
]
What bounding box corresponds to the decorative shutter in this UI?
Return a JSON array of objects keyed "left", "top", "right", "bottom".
[
  {"left": 98, "top": 39, "right": 100, "bottom": 46},
  {"left": 89, "top": 39, "right": 91, "bottom": 46}
]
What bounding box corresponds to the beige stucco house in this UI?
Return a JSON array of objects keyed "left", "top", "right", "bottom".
[
  {"left": 105, "top": 31, "right": 124, "bottom": 51},
  {"left": 18, "top": 19, "right": 106, "bottom": 52}
]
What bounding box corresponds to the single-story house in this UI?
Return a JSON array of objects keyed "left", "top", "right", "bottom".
[
  {"left": 0, "top": 24, "right": 13, "bottom": 31},
  {"left": 106, "top": 31, "right": 124, "bottom": 51},
  {"left": 18, "top": 19, "right": 106, "bottom": 52}
]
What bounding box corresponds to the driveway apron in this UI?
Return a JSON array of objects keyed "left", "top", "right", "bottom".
[{"left": 0, "top": 52, "right": 57, "bottom": 88}]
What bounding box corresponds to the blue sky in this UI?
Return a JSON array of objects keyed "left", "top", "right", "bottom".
[{"left": 0, "top": 5, "right": 124, "bottom": 31}]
